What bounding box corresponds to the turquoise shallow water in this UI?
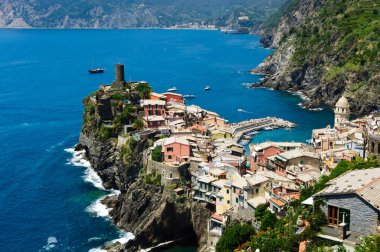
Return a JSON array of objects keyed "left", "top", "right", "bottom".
[{"left": 0, "top": 29, "right": 333, "bottom": 251}]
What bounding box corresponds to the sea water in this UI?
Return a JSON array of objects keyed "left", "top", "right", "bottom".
[{"left": 0, "top": 29, "right": 333, "bottom": 251}]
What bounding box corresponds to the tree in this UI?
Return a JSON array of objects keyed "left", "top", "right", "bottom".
[
  {"left": 133, "top": 118, "right": 144, "bottom": 130},
  {"left": 135, "top": 82, "right": 152, "bottom": 99},
  {"left": 216, "top": 223, "right": 256, "bottom": 252},
  {"left": 260, "top": 211, "right": 277, "bottom": 231},
  {"left": 151, "top": 146, "right": 163, "bottom": 162},
  {"left": 254, "top": 203, "right": 269, "bottom": 219}
]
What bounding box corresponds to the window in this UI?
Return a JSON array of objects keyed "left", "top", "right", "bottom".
[
  {"left": 226, "top": 189, "right": 229, "bottom": 194},
  {"left": 227, "top": 200, "right": 230, "bottom": 204},
  {"left": 256, "top": 188, "right": 259, "bottom": 194},
  {"left": 300, "top": 160, "right": 304, "bottom": 165},
  {"left": 328, "top": 205, "right": 338, "bottom": 226},
  {"left": 169, "top": 173, "right": 172, "bottom": 178},
  {"left": 235, "top": 197, "right": 238, "bottom": 203},
  {"left": 167, "top": 147, "right": 173, "bottom": 152},
  {"left": 168, "top": 155, "right": 172, "bottom": 159}
]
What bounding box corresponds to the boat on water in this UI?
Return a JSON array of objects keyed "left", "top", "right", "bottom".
[
  {"left": 240, "top": 140, "right": 249, "bottom": 145},
  {"left": 264, "top": 126, "right": 273, "bottom": 131},
  {"left": 243, "top": 134, "right": 253, "bottom": 140},
  {"left": 204, "top": 86, "right": 211, "bottom": 91},
  {"left": 88, "top": 68, "right": 105, "bottom": 74},
  {"left": 167, "top": 87, "right": 178, "bottom": 92},
  {"left": 237, "top": 108, "right": 244, "bottom": 112},
  {"left": 183, "top": 94, "right": 196, "bottom": 99},
  {"left": 247, "top": 131, "right": 260, "bottom": 135}
]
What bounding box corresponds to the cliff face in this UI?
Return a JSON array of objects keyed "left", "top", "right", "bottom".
[
  {"left": 255, "top": 0, "right": 380, "bottom": 114},
  {"left": 78, "top": 83, "right": 213, "bottom": 251}
]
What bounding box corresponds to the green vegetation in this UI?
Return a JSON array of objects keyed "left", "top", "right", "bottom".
[
  {"left": 355, "top": 234, "right": 380, "bottom": 251},
  {"left": 133, "top": 118, "right": 144, "bottom": 130},
  {"left": 151, "top": 146, "right": 163, "bottom": 162},
  {"left": 286, "top": 0, "right": 380, "bottom": 103},
  {"left": 98, "top": 125, "right": 116, "bottom": 140},
  {"left": 135, "top": 82, "right": 152, "bottom": 99},
  {"left": 215, "top": 223, "right": 256, "bottom": 252},
  {"left": 144, "top": 169, "right": 162, "bottom": 186}
]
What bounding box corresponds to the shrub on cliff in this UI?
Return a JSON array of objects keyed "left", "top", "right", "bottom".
[
  {"left": 216, "top": 223, "right": 256, "bottom": 252},
  {"left": 151, "top": 146, "right": 163, "bottom": 162},
  {"left": 355, "top": 234, "right": 380, "bottom": 252},
  {"left": 133, "top": 118, "right": 144, "bottom": 130}
]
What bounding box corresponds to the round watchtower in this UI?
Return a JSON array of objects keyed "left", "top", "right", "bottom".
[{"left": 334, "top": 96, "right": 350, "bottom": 127}]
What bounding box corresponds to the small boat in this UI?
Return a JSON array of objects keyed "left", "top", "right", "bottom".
[
  {"left": 237, "top": 108, "right": 244, "bottom": 112},
  {"left": 183, "top": 94, "right": 196, "bottom": 99},
  {"left": 167, "top": 87, "right": 178, "bottom": 92},
  {"left": 88, "top": 68, "right": 105, "bottom": 74},
  {"left": 204, "top": 86, "right": 211, "bottom": 91},
  {"left": 264, "top": 126, "right": 273, "bottom": 131},
  {"left": 243, "top": 134, "right": 253, "bottom": 140},
  {"left": 247, "top": 131, "right": 260, "bottom": 135}
]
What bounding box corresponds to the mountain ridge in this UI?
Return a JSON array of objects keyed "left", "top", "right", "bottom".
[{"left": 0, "top": 0, "right": 285, "bottom": 29}]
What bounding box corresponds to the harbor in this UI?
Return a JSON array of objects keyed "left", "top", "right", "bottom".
[{"left": 230, "top": 117, "right": 296, "bottom": 142}]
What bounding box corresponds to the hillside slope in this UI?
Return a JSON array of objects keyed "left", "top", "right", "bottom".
[
  {"left": 0, "top": 0, "right": 285, "bottom": 28},
  {"left": 255, "top": 0, "right": 380, "bottom": 115}
]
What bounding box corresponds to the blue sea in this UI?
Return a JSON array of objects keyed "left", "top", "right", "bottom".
[{"left": 0, "top": 29, "right": 333, "bottom": 251}]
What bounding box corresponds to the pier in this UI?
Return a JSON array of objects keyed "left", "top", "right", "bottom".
[{"left": 231, "top": 117, "right": 296, "bottom": 142}]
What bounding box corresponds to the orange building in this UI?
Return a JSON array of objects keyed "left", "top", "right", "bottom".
[{"left": 162, "top": 92, "right": 184, "bottom": 104}]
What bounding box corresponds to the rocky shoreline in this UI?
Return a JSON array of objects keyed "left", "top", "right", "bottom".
[{"left": 76, "top": 131, "right": 210, "bottom": 251}]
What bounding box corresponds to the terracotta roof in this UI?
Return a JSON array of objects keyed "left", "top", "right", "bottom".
[
  {"left": 211, "top": 213, "right": 223, "bottom": 222},
  {"left": 269, "top": 198, "right": 285, "bottom": 207}
]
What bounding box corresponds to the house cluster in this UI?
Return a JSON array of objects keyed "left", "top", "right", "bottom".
[{"left": 143, "top": 92, "right": 380, "bottom": 250}]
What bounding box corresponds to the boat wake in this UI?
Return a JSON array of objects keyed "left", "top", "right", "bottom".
[
  {"left": 237, "top": 108, "right": 255, "bottom": 115},
  {"left": 65, "top": 147, "right": 134, "bottom": 251}
]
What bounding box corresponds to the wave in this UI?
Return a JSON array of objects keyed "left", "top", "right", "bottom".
[
  {"left": 65, "top": 147, "right": 132, "bottom": 252},
  {"left": 40, "top": 236, "right": 58, "bottom": 251},
  {"left": 65, "top": 148, "right": 105, "bottom": 190},
  {"left": 88, "top": 231, "right": 135, "bottom": 252}
]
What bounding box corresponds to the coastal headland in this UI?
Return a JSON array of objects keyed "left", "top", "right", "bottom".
[{"left": 78, "top": 64, "right": 296, "bottom": 251}]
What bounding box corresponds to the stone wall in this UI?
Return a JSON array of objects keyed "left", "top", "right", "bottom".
[
  {"left": 319, "top": 194, "right": 379, "bottom": 235},
  {"left": 146, "top": 159, "right": 190, "bottom": 186}
]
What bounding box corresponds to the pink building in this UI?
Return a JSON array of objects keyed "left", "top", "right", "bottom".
[
  {"left": 250, "top": 143, "right": 282, "bottom": 173},
  {"left": 140, "top": 99, "right": 166, "bottom": 117},
  {"left": 163, "top": 137, "right": 191, "bottom": 163}
]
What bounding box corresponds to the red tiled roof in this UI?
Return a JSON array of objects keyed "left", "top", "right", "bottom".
[
  {"left": 211, "top": 213, "right": 223, "bottom": 222},
  {"left": 269, "top": 198, "right": 285, "bottom": 207}
]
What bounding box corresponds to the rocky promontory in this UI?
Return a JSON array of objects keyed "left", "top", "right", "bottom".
[
  {"left": 253, "top": 0, "right": 380, "bottom": 115},
  {"left": 77, "top": 68, "right": 211, "bottom": 251}
]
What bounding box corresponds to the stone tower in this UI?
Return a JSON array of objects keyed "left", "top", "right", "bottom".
[
  {"left": 334, "top": 96, "right": 350, "bottom": 127},
  {"left": 111, "top": 64, "right": 126, "bottom": 89}
]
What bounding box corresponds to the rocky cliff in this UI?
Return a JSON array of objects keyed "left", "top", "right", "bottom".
[
  {"left": 254, "top": 0, "right": 380, "bottom": 114},
  {"left": 78, "top": 83, "right": 212, "bottom": 251}
]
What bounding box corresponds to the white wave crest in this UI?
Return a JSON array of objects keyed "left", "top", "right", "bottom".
[
  {"left": 65, "top": 148, "right": 105, "bottom": 190},
  {"left": 88, "top": 232, "right": 135, "bottom": 252},
  {"left": 40, "top": 236, "right": 58, "bottom": 251}
]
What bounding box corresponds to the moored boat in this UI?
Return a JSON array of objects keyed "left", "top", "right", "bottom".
[
  {"left": 88, "top": 68, "right": 105, "bottom": 74},
  {"left": 264, "top": 126, "right": 273, "bottom": 131},
  {"left": 183, "top": 94, "right": 196, "bottom": 99},
  {"left": 204, "top": 86, "right": 211, "bottom": 91},
  {"left": 167, "top": 87, "right": 178, "bottom": 92}
]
